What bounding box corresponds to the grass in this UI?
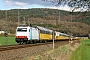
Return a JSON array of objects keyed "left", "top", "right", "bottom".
[
  {"left": 0, "top": 37, "right": 17, "bottom": 46},
  {"left": 70, "top": 39, "right": 90, "bottom": 60},
  {"left": 25, "top": 45, "right": 73, "bottom": 60}
]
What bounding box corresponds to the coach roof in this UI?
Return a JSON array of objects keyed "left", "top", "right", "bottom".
[{"left": 37, "top": 26, "right": 53, "bottom": 32}]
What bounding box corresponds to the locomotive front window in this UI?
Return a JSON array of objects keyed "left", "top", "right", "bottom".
[{"left": 17, "top": 28, "right": 27, "bottom": 32}]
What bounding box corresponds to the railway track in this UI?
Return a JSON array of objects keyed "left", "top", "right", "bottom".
[
  {"left": 0, "top": 40, "right": 70, "bottom": 52},
  {"left": 0, "top": 42, "right": 55, "bottom": 51}
]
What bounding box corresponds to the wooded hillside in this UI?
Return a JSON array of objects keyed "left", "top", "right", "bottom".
[{"left": 0, "top": 8, "right": 90, "bottom": 37}]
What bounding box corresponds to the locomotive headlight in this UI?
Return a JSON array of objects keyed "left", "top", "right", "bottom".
[{"left": 25, "top": 36, "right": 27, "bottom": 38}]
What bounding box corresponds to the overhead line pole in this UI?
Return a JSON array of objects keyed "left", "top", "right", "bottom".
[
  {"left": 69, "top": 8, "right": 73, "bottom": 43},
  {"left": 17, "top": 0, "right": 22, "bottom": 26},
  {"left": 18, "top": 10, "right": 20, "bottom": 26},
  {"left": 5, "top": 11, "right": 8, "bottom": 33},
  {"left": 58, "top": 9, "right": 60, "bottom": 31},
  {"left": 5, "top": 10, "right": 8, "bottom": 45},
  {"left": 53, "top": 31, "right": 55, "bottom": 49}
]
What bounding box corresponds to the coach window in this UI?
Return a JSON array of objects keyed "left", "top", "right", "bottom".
[
  {"left": 44, "top": 30, "right": 46, "bottom": 34},
  {"left": 48, "top": 31, "right": 50, "bottom": 34},
  {"left": 40, "top": 30, "right": 44, "bottom": 34},
  {"left": 50, "top": 32, "right": 52, "bottom": 34},
  {"left": 59, "top": 34, "right": 61, "bottom": 36},
  {"left": 45, "top": 30, "right": 47, "bottom": 34},
  {"left": 45, "top": 30, "right": 46, "bottom": 34},
  {"left": 44, "top": 30, "right": 48, "bottom": 34},
  {"left": 47, "top": 31, "right": 49, "bottom": 34},
  {"left": 46, "top": 31, "right": 49, "bottom": 34}
]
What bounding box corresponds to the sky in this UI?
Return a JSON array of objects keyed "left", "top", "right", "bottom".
[{"left": 0, "top": 0, "right": 71, "bottom": 11}]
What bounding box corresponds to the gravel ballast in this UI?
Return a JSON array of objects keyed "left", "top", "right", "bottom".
[{"left": 0, "top": 44, "right": 53, "bottom": 60}]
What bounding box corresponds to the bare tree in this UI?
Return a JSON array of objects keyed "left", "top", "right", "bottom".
[{"left": 43, "top": 0, "right": 90, "bottom": 11}]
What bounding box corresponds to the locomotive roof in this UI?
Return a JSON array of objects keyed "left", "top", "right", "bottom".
[
  {"left": 17, "top": 26, "right": 30, "bottom": 28},
  {"left": 37, "top": 26, "right": 53, "bottom": 32}
]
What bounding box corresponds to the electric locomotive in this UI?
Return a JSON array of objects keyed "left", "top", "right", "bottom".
[{"left": 15, "top": 26, "right": 39, "bottom": 44}]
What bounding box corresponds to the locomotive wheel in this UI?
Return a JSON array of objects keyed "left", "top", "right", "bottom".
[{"left": 19, "top": 42, "right": 24, "bottom": 44}]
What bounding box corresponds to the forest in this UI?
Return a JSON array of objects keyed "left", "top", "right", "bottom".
[{"left": 0, "top": 8, "right": 90, "bottom": 37}]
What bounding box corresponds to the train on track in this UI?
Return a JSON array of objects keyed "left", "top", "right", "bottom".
[{"left": 15, "top": 26, "right": 79, "bottom": 44}]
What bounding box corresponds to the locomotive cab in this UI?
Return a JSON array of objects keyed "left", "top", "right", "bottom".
[{"left": 15, "top": 26, "right": 39, "bottom": 44}]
